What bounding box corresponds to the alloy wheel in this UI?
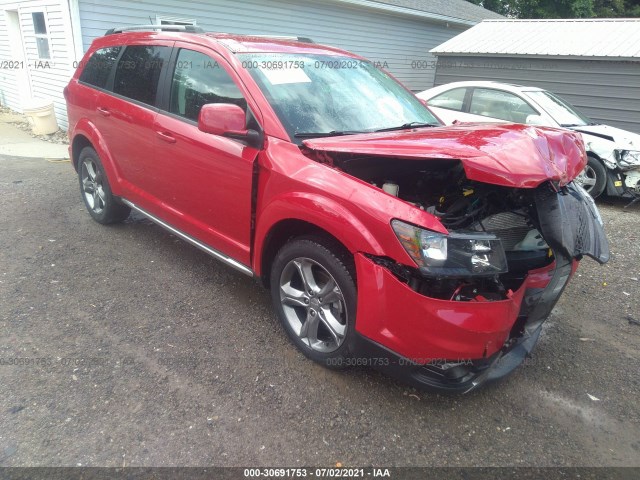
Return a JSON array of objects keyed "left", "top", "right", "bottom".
[
  {"left": 279, "top": 257, "right": 347, "bottom": 353},
  {"left": 574, "top": 164, "right": 598, "bottom": 194},
  {"left": 80, "top": 158, "right": 106, "bottom": 214}
]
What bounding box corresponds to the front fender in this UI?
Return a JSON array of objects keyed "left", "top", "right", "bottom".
[
  {"left": 253, "top": 191, "right": 388, "bottom": 277},
  {"left": 584, "top": 137, "right": 617, "bottom": 169},
  {"left": 71, "top": 119, "right": 124, "bottom": 196}
]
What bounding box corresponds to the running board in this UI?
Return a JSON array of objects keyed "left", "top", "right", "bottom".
[{"left": 121, "top": 199, "right": 254, "bottom": 277}]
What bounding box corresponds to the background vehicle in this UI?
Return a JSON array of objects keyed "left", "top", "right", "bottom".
[
  {"left": 65, "top": 27, "right": 608, "bottom": 392},
  {"left": 418, "top": 81, "right": 640, "bottom": 200}
]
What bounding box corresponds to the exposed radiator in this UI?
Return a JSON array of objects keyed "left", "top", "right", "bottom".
[{"left": 472, "top": 212, "right": 531, "bottom": 251}]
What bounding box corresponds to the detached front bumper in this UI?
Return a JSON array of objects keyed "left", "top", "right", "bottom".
[
  {"left": 353, "top": 253, "right": 575, "bottom": 393},
  {"left": 352, "top": 182, "right": 608, "bottom": 393}
]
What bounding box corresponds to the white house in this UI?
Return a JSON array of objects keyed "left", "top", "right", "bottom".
[
  {"left": 0, "top": 0, "right": 501, "bottom": 130},
  {"left": 0, "top": 0, "right": 82, "bottom": 128}
]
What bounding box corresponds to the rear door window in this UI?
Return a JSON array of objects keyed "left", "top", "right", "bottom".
[
  {"left": 113, "top": 45, "right": 170, "bottom": 106},
  {"left": 79, "top": 46, "right": 122, "bottom": 89}
]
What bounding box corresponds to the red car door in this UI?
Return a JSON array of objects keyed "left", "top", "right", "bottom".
[
  {"left": 94, "top": 42, "right": 173, "bottom": 198},
  {"left": 150, "top": 43, "right": 261, "bottom": 267}
]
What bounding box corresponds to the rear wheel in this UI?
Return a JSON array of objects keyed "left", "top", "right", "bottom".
[
  {"left": 575, "top": 155, "right": 607, "bottom": 198},
  {"left": 270, "top": 237, "right": 356, "bottom": 368},
  {"left": 78, "top": 146, "right": 130, "bottom": 224}
]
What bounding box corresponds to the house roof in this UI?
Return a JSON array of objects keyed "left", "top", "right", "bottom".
[
  {"left": 431, "top": 19, "right": 640, "bottom": 59},
  {"left": 336, "top": 0, "right": 504, "bottom": 26}
]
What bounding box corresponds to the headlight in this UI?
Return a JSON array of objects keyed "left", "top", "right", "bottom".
[
  {"left": 616, "top": 150, "right": 640, "bottom": 170},
  {"left": 391, "top": 219, "right": 508, "bottom": 277}
]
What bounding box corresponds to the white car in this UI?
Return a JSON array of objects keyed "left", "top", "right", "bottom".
[{"left": 417, "top": 81, "right": 640, "bottom": 199}]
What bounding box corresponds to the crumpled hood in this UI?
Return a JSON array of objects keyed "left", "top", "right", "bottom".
[
  {"left": 303, "top": 123, "right": 587, "bottom": 188},
  {"left": 570, "top": 124, "right": 640, "bottom": 151}
]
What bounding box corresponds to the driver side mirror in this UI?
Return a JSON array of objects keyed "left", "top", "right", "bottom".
[{"left": 198, "top": 103, "right": 263, "bottom": 149}]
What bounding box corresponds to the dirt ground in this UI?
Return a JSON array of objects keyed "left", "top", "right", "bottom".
[{"left": 0, "top": 154, "right": 638, "bottom": 467}]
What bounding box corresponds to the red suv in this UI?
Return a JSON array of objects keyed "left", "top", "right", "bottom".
[{"left": 64, "top": 26, "right": 609, "bottom": 392}]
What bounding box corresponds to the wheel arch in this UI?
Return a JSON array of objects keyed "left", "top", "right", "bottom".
[
  {"left": 586, "top": 150, "right": 603, "bottom": 163},
  {"left": 258, "top": 218, "right": 353, "bottom": 288},
  {"left": 70, "top": 120, "right": 123, "bottom": 196},
  {"left": 580, "top": 152, "right": 609, "bottom": 198},
  {"left": 71, "top": 134, "right": 93, "bottom": 171},
  {"left": 254, "top": 191, "right": 390, "bottom": 287}
]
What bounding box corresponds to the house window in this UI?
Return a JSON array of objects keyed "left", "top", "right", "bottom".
[
  {"left": 32, "top": 12, "right": 51, "bottom": 59},
  {"left": 155, "top": 15, "right": 196, "bottom": 26}
]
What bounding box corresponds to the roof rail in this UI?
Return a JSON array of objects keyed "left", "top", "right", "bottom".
[
  {"left": 247, "top": 35, "right": 314, "bottom": 43},
  {"left": 105, "top": 24, "right": 204, "bottom": 35}
]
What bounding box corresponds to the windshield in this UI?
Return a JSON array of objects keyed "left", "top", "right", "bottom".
[
  {"left": 526, "top": 90, "right": 592, "bottom": 127},
  {"left": 239, "top": 53, "right": 439, "bottom": 142}
]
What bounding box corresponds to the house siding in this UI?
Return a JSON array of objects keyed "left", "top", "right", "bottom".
[
  {"left": 0, "top": 0, "right": 77, "bottom": 129},
  {"left": 433, "top": 55, "right": 640, "bottom": 134},
  {"left": 78, "top": 0, "right": 467, "bottom": 91},
  {"left": 0, "top": 7, "right": 23, "bottom": 112}
]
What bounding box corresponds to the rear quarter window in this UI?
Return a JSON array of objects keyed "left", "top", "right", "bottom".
[{"left": 79, "top": 46, "right": 122, "bottom": 89}]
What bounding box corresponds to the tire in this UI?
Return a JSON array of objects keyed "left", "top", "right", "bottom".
[
  {"left": 270, "top": 236, "right": 357, "bottom": 368},
  {"left": 78, "top": 146, "right": 130, "bottom": 224},
  {"left": 575, "top": 155, "right": 607, "bottom": 198}
]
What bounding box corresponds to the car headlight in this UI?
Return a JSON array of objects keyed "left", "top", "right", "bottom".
[
  {"left": 616, "top": 150, "right": 640, "bottom": 170},
  {"left": 391, "top": 219, "right": 508, "bottom": 277}
]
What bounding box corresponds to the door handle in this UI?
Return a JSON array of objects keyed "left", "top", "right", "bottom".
[
  {"left": 96, "top": 107, "right": 110, "bottom": 117},
  {"left": 156, "top": 131, "right": 176, "bottom": 144}
]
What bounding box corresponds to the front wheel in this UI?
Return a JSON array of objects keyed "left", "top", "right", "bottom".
[
  {"left": 270, "top": 237, "right": 357, "bottom": 368},
  {"left": 575, "top": 155, "right": 607, "bottom": 198}
]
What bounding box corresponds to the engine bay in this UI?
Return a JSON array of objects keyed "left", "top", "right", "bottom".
[{"left": 321, "top": 154, "right": 556, "bottom": 302}]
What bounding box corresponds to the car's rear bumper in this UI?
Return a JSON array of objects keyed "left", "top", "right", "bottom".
[{"left": 352, "top": 253, "right": 577, "bottom": 393}]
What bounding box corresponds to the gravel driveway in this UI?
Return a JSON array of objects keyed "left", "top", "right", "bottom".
[{"left": 1, "top": 155, "right": 638, "bottom": 467}]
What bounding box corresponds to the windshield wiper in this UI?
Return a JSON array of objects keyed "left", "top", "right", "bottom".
[
  {"left": 560, "top": 123, "right": 583, "bottom": 128},
  {"left": 294, "top": 121, "right": 438, "bottom": 138},
  {"left": 294, "top": 130, "right": 368, "bottom": 138},
  {"left": 374, "top": 122, "right": 438, "bottom": 133}
]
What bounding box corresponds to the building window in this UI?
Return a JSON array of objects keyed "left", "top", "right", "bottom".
[
  {"left": 32, "top": 12, "right": 51, "bottom": 59},
  {"left": 155, "top": 15, "right": 196, "bottom": 26}
]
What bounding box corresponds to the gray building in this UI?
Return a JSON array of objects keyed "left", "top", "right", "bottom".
[
  {"left": 0, "top": 0, "right": 502, "bottom": 129},
  {"left": 430, "top": 19, "right": 640, "bottom": 134}
]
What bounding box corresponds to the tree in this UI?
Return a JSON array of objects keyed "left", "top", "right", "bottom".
[
  {"left": 516, "top": 0, "right": 594, "bottom": 18},
  {"left": 593, "top": 0, "right": 626, "bottom": 16},
  {"left": 466, "top": 0, "right": 640, "bottom": 17},
  {"left": 465, "top": 0, "right": 514, "bottom": 16}
]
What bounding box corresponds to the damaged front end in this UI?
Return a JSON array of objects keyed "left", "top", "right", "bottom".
[{"left": 302, "top": 124, "right": 610, "bottom": 392}]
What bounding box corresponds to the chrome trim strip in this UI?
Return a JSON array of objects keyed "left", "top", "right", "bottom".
[{"left": 121, "top": 199, "right": 253, "bottom": 277}]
